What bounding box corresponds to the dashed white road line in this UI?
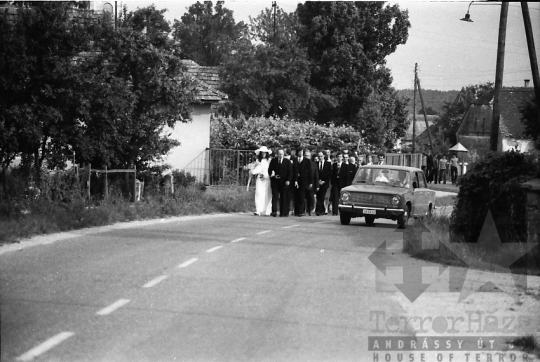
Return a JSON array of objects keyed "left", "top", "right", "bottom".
[
  {"left": 96, "top": 299, "right": 130, "bottom": 316},
  {"left": 257, "top": 230, "right": 271, "bottom": 235},
  {"left": 16, "top": 331, "right": 75, "bottom": 362},
  {"left": 178, "top": 258, "right": 198, "bottom": 268},
  {"left": 231, "top": 237, "right": 246, "bottom": 243},
  {"left": 206, "top": 246, "right": 223, "bottom": 253},
  {"left": 282, "top": 225, "right": 299, "bottom": 229},
  {"left": 142, "top": 275, "right": 168, "bottom": 288},
  {"left": 314, "top": 221, "right": 331, "bottom": 224}
]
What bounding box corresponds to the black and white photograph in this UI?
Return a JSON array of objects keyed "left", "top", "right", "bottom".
[{"left": 1, "top": 1, "right": 540, "bottom": 361}]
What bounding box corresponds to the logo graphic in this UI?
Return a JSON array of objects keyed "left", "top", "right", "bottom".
[{"left": 368, "top": 210, "right": 538, "bottom": 303}]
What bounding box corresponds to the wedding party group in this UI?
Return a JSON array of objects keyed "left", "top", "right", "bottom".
[{"left": 246, "top": 146, "right": 385, "bottom": 217}]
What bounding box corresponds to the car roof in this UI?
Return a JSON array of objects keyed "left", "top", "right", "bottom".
[{"left": 358, "top": 165, "right": 423, "bottom": 172}]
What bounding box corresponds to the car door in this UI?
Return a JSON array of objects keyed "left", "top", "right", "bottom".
[{"left": 412, "top": 171, "right": 428, "bottom": 216}]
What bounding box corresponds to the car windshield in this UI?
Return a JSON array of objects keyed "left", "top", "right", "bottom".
[{"left": 353, "top": 168, "right": 411, "bottom": 188}]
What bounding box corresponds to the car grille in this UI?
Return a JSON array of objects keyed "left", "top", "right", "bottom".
[{"left": 349, "top": 193, "right": 393, "bottom": 206}]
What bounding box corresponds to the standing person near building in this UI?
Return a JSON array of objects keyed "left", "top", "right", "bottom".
[
  {"left": 426, "top": 149, "right": 434, "bottom": 183},
  {"left": 438, "top": 155, "right": 448, "bottom": 184},
  {"left": 450, "top": 154, "right": 459, "bottom": 184},
  {"left": 432, "top": 155, "right": 439, "bottom": 184},
  {"left": 421, "top": 152, "right": 427, "bottom": 173}
]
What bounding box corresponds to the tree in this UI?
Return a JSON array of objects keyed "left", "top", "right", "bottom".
[
  {"left": 0, "top": 2, "right": 101, "bottom": 184},
  {"left": 248, "top": 5, "right": 298, "bottom": 45},
  {"left": 356, "top": 88, "right": 410, "bottom": 150},
  {"left": 219, "top": 42, "right": 312, "bottom": 118},
  {"left": 172, "top": 1, "right": 248, "bottom": 66},
  {"left": 296, "top": 2, "right": 410, "bottom": 125},
  {"left": 81, "top": 5, "right": 196, "bottom": 169},
  {"left": 418, "top": 106, "right": 438, "bottom": 115}
]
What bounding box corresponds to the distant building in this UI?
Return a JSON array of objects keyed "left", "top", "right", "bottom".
[
  {"left": 163, "top": 60, "right": 227, "bottom": 177},
  {"left": 398, "top": 114, "right": 438, "bottom": 150},
  {"left": 456, "top": 86, "right": 536, "bottom": 157}
]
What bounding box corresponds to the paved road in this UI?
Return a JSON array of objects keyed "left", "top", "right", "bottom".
[{"left": 1, "top": 213, "right": 538, "bottom": 362}]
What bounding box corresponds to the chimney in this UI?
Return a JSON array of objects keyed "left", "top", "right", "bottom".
[{"left": 524, "top": 79, "right": 530, "bottom": 88}]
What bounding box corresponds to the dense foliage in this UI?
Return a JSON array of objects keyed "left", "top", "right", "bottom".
[
  {"left": 0, "top": 3, "right": 195, "bottom": 194},
  {"left": 450, "top": 151, "right": 540, "bottom": 244},
  {"left": 520, "top": 98, "right": 539, "bottom": 150},
  {"left": 211, "top": 116, "right": 371, "bottom": 153},
  {"left": 172, "top": 1, "right": 248, "bottom": 66},
  {"left": 296, "top": 2, "right": 410, "bottom": 126}
]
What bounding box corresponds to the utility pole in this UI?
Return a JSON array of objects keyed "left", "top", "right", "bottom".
[
  {"left": 521, "top": 2, "right": 540, "bottom": 124},
  {"left": 412, "top": 63, "right": 417, "bottom": 154},
  {"left": 490, "top": 2, "right": 509, "bottom": 152},
  {"left": 416, "top": 73, "right": 434, "bottom": 154}
]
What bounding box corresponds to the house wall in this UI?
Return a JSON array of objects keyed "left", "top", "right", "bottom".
[
  {"left": 500, "top": 137, "right": 537, "bottom": 153},
  {"left": 457, "top": 135, "right": 491, "bottom": 159},
  {"left": 165, "top": 104, "right": 211, "bottom": 172}
]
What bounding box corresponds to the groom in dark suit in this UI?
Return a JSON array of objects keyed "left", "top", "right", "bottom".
[
  {"left": 294, "top": 148, "right": 313, "bottom": 217},
  {"left": 268, "top": 149, "right": 292, "bottom": 217},
  {"left": 315, "top": 150, "right": 332, "bottom": 215}
]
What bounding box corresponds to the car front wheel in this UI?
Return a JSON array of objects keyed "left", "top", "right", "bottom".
[
  {"left": 398, "top": 205, "right": 410, "bottom": 229},
  {"left": 340, "top": 211, "right": 351, "bottom": 225}
]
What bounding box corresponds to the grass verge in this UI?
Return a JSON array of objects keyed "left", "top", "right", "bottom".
[
  {"left": 0, "top": 185, "right": 255, "bottom": 245},
  {"left": 404, "top": 215, "right": 540, "bottom": 276}
]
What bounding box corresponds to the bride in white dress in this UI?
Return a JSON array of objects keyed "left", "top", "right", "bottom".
[{"left": 251, "top": 146, "right": 272, "bottom": 216}]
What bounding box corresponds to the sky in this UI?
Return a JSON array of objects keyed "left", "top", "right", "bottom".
[{"left": 120, "top": 0, "right": 540, "bottom": 91}]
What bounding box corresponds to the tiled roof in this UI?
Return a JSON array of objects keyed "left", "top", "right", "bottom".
[
  {"left": 456, "top": 103, "right": 492, "bottom": 137},
  {"left": 180, "top": 60, "right": 227, "bottom": 103},
  {"left": 499, "top": 87, "right": 535, "bottom": 139},
  {"left": 404, "top": 114, "right": 437, "bottom": 141}
]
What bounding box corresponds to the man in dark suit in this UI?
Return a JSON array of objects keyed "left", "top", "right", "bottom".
[
  {"left": 304, "top": 150, "right": 319, "bottom": 216},
  {"left": 316, "top": 150, "right": 332, "bottom": 216},
  {"left": 268, "top": 149, "right": 292, "bottom": 217},
  {"left": 294, "top": 148, "right": 313, "bottom": 217},
  {"left": 289, "top": 149, "right": 299, "bottom": 215},
  {"left": 331, "top": 154, "right": 348, "bottom": 215},
  {"left": 347, "top": 156, "right": 358, "bottom": 186}
]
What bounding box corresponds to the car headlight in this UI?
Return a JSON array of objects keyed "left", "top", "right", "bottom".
[
  {"left": 342, "top": 192, "right": 350, "bottom": 203},
  {"left": 392, "top": 195, "right": 400, "bottom": 205}
]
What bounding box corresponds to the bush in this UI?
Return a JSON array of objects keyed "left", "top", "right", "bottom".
[{"left": 450, "top": 151, "right": 540, "bottom": 244}]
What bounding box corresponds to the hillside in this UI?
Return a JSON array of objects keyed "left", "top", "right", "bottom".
[{"left": 398, "top": 89, "right": 460, "bottom": 115}]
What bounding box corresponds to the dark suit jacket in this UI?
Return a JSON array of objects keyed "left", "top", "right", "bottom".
[
  {"left": 316, "top": 160, "right": 332, "bottom": 185},
  {"left": 347, "top": 163, "right": 358, "bottom": 186},
  {"left": 290, "top": 156, "right": 299, "bottom": 184},
  {"left": 309, "top": 160, "right": 319, "bottom": 191},
  {"left": 332, "top": 162, "right": 349, "bottom": 189},
  {"left": 297, "top": 158, "right": 313, "bottom": 187},
  {"left": 268, "top": 157, "right": 292, "bottom": 188}
]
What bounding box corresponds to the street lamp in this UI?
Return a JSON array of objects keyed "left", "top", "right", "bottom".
[
  {"left": 460, "top": 1, "right": 474, "bottom": 22},
  {"left": 461, "top": 1, "right": 540, "bottom": 152}
]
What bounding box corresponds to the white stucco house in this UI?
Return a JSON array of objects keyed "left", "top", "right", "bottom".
[{"left": 163, "top": 60, "right": 227, "bottom": 181}]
